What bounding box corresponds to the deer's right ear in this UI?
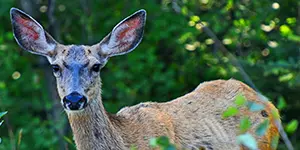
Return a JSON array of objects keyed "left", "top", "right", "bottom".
[{"left": 10, "top": 8, "right": 57, "bottom": 57}]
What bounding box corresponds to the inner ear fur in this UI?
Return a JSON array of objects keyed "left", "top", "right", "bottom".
[
  {"left": 10, "top": 8, "right": 57, "bottom": 57},
  {"left": 98, "top": 9, "right": 146, "bottom": 57}
]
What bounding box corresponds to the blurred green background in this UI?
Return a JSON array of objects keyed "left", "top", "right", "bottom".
[{"left": 0, "top": 0, "right": 299, "bottom": 149}]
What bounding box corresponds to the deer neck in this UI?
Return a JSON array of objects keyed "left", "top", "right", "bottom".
[{"left": 67, "top": 92, "right": 126, "bottom": 150}]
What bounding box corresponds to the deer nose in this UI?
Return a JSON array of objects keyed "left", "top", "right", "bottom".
[{"left": 63, "top": 92, "right": 87, "bottom": 110}]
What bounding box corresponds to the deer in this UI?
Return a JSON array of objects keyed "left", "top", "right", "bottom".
[{"left": 10, "top": 7, "right": 280, "bottom": 150}]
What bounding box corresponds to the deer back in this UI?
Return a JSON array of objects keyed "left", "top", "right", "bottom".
[{"left": 116, "top": 79, "right": 279, "bottom": 149}]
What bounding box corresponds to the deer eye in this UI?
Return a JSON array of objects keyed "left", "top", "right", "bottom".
[
  {"left": 51, "top": 64, "right": 60, "bottom": 73},
  {"left": 92, "top": 64, "right": 101, "bottom": 72}
]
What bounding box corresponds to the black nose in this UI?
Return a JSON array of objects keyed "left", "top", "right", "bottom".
[{"left": 63, "top": 92, "right": 87, "bottom": 110}]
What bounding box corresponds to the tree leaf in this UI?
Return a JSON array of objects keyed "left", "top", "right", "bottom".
[
  {"left": 130, "top": 145, "right": 137, "bottom": 150},
  {"left": 0, "top": 120, "right": 3, "bottom": 126},
  {"left": 286, "top": 119, "right": 298, "bottom": 134},
  {"left": 149, "top": 138, "right": 158, "bottom": 147},
  {"left": 156, "top": 136, "right": 170, "bottom": 146},
  {"left": 63, "top": 136, "right": 76, "bottom": 148},
  {"left": 166, "top": 145, "right": 176, "bottom": 150},
  {"left": 17, "top": 129, "right": 23, "bottom": 149},
  {"left": 247, "top": 102, "right": 265, "bottom": 112},
  {"left": 235, "top": 94, "right": 247, "bottom": 107},
  {"left": 237, "top": 133, "right": 258, "bottom": 150},
  {"left": 149, "top": 136, "right": 175, "bottom": 149},
  {"left": 240, "top": 117, "right": 251, "bottom": 133},
  {"left": 277, "top": 96, "right": 287, "bottom": 110},
  {"left": 279, "top": 73, "right": 294, "bottom": 82},
  {"left": 222, "top": 106, "right": 239, "bottom": 118},
  {"left": 280, "top": 25, "right": 292, "bottom": 36},
  {"left": 256, "top": 119, "right": 269, "bottom": 136},
  {"left": 190, "top": 15, "right": 200, "bottom": 22},
  {"left": 0, "top": 111, "right": 7, "bottom": 119}
]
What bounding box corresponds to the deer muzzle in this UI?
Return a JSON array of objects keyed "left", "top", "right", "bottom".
[{"left": 63, "top": 92, "right": 87, "bottom": 110}]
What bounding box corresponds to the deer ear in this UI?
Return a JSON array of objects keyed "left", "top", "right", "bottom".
[
  {"left": 98, "top": 9, "right": 146, "bottom": 57},
  {"left": 10, "top": 8, "right": 57, "bottom": 57}
]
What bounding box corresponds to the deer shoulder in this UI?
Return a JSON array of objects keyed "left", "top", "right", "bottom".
[{"left": 115, "top": 79, "right": 280, "bottom": 149}]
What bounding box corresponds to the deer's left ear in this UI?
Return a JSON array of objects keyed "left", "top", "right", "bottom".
[{"left": 98, "top": 9, "right": 146, "bottom": 57}]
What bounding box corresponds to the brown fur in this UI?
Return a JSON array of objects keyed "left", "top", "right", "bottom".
[{"left": 67, "top": 79, "right": 279, "bottom": 150}]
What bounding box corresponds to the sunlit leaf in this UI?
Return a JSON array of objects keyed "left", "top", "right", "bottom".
[
  {"left": 190, "top": 15, "right": 200, "bottom": 22},
  {"left": 63, "top": 136, "right": 76, "bottom": 147},
  {"left": 149, "top": 136, "right": 175, "bottom": 149},
  {"left": 156, "top": 136, "right": 170, "bottom": 146},
  {"left": 279, "top": 73, "right": 294, "bottom": 82},
  {"left": 181, "top": 6, "right": 188, "bottom": 16},
  {"left": 130, "top": 145, "right": 137, "bottom": 150},
  {"left": 149, "top": 138, "right": 158, "bottom": 147},
  {"left": 0, "top": 120, "right": 3, "bottom": 126},
  {"left": 225, "top": 0, "right": 233, "bottom": 11},
  {"left": 287, "top": 34, "right": 300, "bottom": 42},
  {"left": 166, "top": 145, "right": 176, "bottom": 150},
  {"left": 0, "top": 111, "right": 7, "bottom": 119},
  {"left": 256, "top": 119, "right": 269, "bottom": 136},
  {"left": 222, "top": 106, "right": 239, "bottom": 118},
  {"left": 237, "top": 133, "right": 258, "bottom": 150},
  {"left": 247, "top": 102, "right": 265, "bottom": 112},
  {"left": 277, "top": 96, "right": 287, "bottom": 110},
  {"left": 286, "top": 17, "right": 296, "bottom": 25},
  {"left": 17, "top": 129, "right": 23, "bottom": 149},
  {"left": 240, "top": 117, "right": 251, "bottom": 133},
  {"left": 280, "top": 25, "right": 292, "bottom": 36},
  {"left": 235, "top": 94, "right": 247, "bottom": 107},
  {"left": 286, "top": 119, "right": 298, "bottom": 134}
]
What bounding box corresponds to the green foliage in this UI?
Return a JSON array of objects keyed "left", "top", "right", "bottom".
[
  {"left": 222, "top": 106, "right": 239, "bottom": 118},
  {"left": 149, "top": 136, "right": 176, "bottom": 150},
  {"left": 224, "top": 94, "right": 277, "bottom": 149},
  {"left": 0, "top": 0, "right": 298, "bottom": 149},
  {"left": 63, "top": 136, "right": 75, "bottom": 148},
  {"left": 129, "top": 145, "right": 138, "bottom": 150},
  {"left": 286, "top": 119, "right": 298, "bottom": 134},
  {"left": 223, "top": 93, "right": 247, "bottom": 118},
  {"left": 237, "top": 133, "right": 258, "bottom": 150},
  {"left": 240, "top": 117, "right": 251, "bottom": 133},
  {"left": 277, "top": 96, "right": 287, "bottom": 111},
  {"left": 256, "top": 119, "right": 270, "bottom": 136},
  {"left": 247, "top": 102, "right": 265, "bottom": 112},
  {"left": 234, "top": 94, "right": 247, "bottom": 107}
]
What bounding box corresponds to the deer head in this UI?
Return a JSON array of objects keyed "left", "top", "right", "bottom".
[{"left": 10, "top": 8, "right": 146, "bottom": 111}]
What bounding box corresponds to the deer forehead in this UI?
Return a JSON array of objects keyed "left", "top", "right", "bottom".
[{"left": 52, "top": 44, "right": 100, "bottom": 66}]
